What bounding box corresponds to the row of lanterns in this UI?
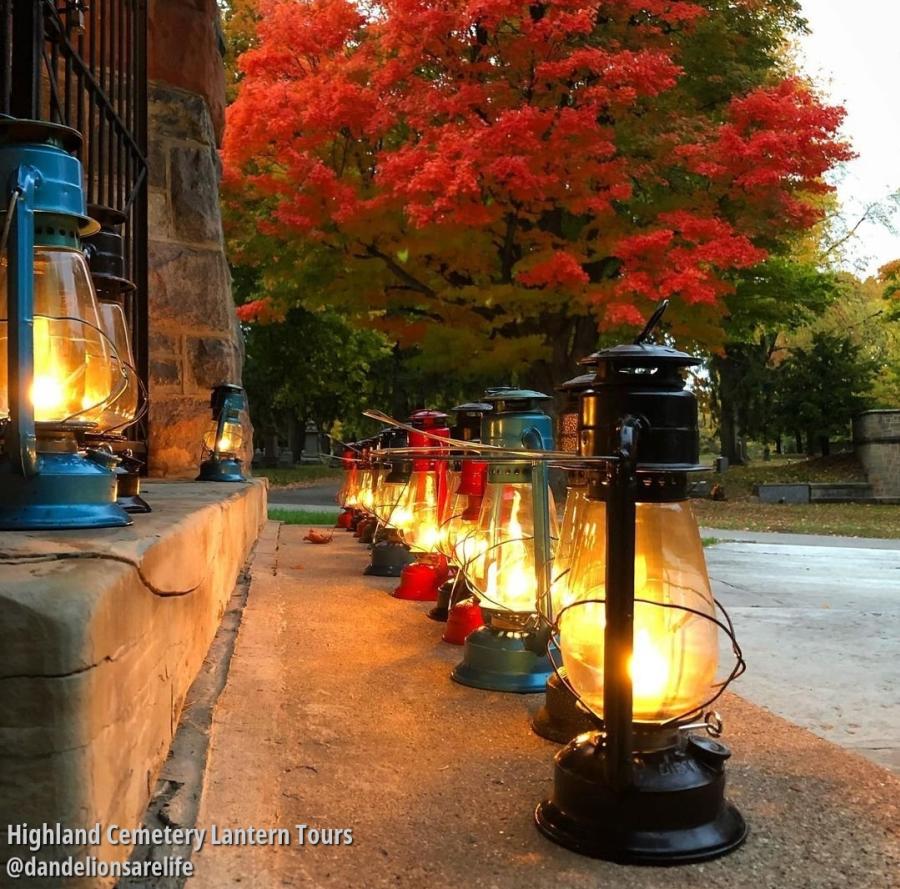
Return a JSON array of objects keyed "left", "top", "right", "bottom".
[
  {"left": 0, "top": 117, "right": 250, "bottom": 529},
  {"left": 337, "top": 313, "right": 748, "bottom": 865}
]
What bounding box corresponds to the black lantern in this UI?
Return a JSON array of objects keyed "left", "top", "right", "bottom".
[{"left": 535, "top": 308, "right": 747, "bottom": 863}]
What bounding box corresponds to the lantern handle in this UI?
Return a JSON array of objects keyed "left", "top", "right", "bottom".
[
  {"left": 5, "top": 166, "right": 41, "bottom": 478},
  {"left": 633, "top": 298, "right": 670, "bottom": 345}
]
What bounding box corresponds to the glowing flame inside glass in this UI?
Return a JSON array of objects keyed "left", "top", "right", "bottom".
[
  {"left": 388, "top": 470, "right": 442, "bottom": 553},
  {"left": 339, "top": 463, "right": 360, "bottom": 508},
  {"left": 464, "top": 481, "right": 557, "bottom": 614}
]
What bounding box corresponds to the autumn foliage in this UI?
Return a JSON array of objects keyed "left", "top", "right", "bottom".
[{"left": 224, "top": 0, "right": 852, "bottom": 384}]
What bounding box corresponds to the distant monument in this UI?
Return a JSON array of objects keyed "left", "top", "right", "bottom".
[{"left": 302, "top": 421, "right": 325, "bottom": 463}]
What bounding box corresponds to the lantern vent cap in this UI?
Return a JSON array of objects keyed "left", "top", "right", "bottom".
[
  {"left": 580, "top": 342, "right": 700, "bottom": 370},
  {"left": 451, "top": 401, "right": 493, "bottom": 414},
  {"left": 408, "top": 408, "right": 449, "bottom": 428}
]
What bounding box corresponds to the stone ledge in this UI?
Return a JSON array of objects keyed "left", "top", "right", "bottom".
[{"left": 0, "top": 480, "right": 267, "bottom": 887}]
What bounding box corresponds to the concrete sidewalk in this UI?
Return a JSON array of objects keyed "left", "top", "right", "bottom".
[{"left": 188, "top": 527, "right": 899, "bottom": 889}]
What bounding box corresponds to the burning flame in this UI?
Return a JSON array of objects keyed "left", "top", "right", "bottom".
[
  {"left": 484, "top": 488, "right": 536, "bottom": 612},
  {"left": 630, "top": 628, "right": 670, "bottom": 703},
  {"left": 31, "top": 316, "right": 74, "bottom": 421}
]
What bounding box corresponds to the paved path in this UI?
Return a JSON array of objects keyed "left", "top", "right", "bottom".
[
  {"left": 266, "top": 484, "right": 900, "bottom": 768},
  {"left": 701, "top": 526, "right": 900, "bottom": 550},
  {"left": 705, "top": 533, "right": 899, "bottom": 771},
  {"left": 268, "top": 480, "right": 341, "bottom": 508},
  {"left": 189, "top": 528, "right": 898, "bottom": 889}
]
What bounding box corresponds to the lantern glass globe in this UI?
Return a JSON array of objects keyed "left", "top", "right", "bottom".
[
  {"left": 389, "top": 469, "right": 441, "bottom": 552},
  {"left": 464, "top": 481, "right": 558, "bottom": 615},
  {"left": 557, "top": 500, "right": 719, "bottom": 724},
  {"left": 374, "top": 478, "right": 407, "bottom": 525},
  {"left": 94, "top": 301, "right": 139, "bottom": 429},
  {"left": 0, "top": 246, "right": 114, "bottom": 425},
  {"left": 204, "top": 417, "right": 244, "bottom": 457},
  {"left": 439, "top": 484, "right": 484, "bottom": 567}
]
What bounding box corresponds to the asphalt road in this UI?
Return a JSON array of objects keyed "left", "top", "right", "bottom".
[{"left": 706, "top": 535, "right": 899, "bottom": 771}]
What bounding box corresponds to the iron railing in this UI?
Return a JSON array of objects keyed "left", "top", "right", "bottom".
[{"left": 0, "top": 0, "right": 149, "bottom": 453}]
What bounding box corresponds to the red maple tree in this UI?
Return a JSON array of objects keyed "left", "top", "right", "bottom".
[{"left": 224, "top": 0, "right": 852, "bottom": 387}]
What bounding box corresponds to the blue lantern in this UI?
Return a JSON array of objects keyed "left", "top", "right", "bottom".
[{"left": 0, "top": 119, "right": 131, "bottom": 529}]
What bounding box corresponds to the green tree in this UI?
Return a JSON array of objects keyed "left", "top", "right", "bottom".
[
  {"left": 776, "top": 332, "right": 877, "bottom": 456},
  {"left": 710, "top": 257, "right": 841, "bottom": 462},
  {"left": 242, "top": 306, "right": 392, "bottom": 463}
]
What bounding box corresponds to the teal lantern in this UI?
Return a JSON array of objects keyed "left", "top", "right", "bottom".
[
  {"left": 450, "top": 389, "right": 557, "bottom": 693},
  {"left": 0, "top": 119, "right": 131, "bottom": 530},
  {"left": 197, "top": 384, "right": 249, "bottom": 482}
]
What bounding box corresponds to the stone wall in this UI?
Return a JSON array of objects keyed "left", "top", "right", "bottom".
[
  {"left": 853, "top": 410, "right": 900, "bottom": 499},
  {"left": 0, "top": 482, "right": 266, "bottom": 888},
  {"left": 146, "top": 0, "right": 246, "bottom": 477}
]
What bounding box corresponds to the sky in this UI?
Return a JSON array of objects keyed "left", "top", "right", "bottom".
[{"left": 799, "top": 0, "right": 900, "bottom": 275}]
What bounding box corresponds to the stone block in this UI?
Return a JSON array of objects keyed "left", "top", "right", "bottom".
[
  {"left": 148, "top": 81, "right": 217, "bottom": 148},
  {"left": 809, "top": 482, "right": 875, "bottom": 503},
  {"left": 146, "top": 132, "right": 169, "bottom": 189},
  {"left": 147, "top": 186, "right": 175, "bottom": 239},
  {"left": 854, "top": 410, "right": 900, "bottom": 498},
  {"left": 0, "top": 480, "right": 266, "bottom": 888},
  {"left": 148, "top": 395, "right": 213, "bottom": 478},
  {"left": 186, "top": 335, "right": 240, "bottom": 390},
  {"left": 170, "top": 144, "right": 222, "bottom": 244},
  {"left": 757, "top": 483, "right": 810, "bottom": 504},
  {"left": 148, "top": 241, "right": 233, "bottom": 332}
]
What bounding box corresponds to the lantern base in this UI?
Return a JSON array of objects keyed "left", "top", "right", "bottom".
[
  {"left": 535, "top": 731, "right": 747, "bottom": 864},
  {"left": 442, "top": 599, "right": 484, "bottom": 644},
  {"left": 392, "top": 559, "right": 447, "bottom": 601},
  {"left": 427, "top": 577, "right": 453, "bottom": 621},
  {"left": 532, "top": 669, "right": 596, "bottom": 744},
  {"left": 118, "top": 493, "right": 152, "bottom": 514},
  {"left": 364, "top": 539, "right": 414, "bottom": 577},
  {"left": 116, "top": 469, "right": 152, "bottom": 514},
  {"left": 0, "top": 451, "right": 132, "bottom": 530},
  {"left": 359, "top": 519, "right": 377, "bottom": 544},
  {"left": 196, "top": 457, "right": 246, "bottom": 483},
  {"left": 451, "top": 624, "right": 553, "bottom": 693}
]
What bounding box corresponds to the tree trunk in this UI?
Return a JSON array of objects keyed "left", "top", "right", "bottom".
[
  {"left": 775, "top": 435, "right": 782, "bottom": 456},
  {"left": 794, "top": 431, "right": 803, "bottom": 454},
  {"left": 264, "top": 433, "right": 279, "bottom": 468},
  {"left": 805, "top": 428, "right": 817, "bottom": 457},
  {"left": 819, "top": 435, "right": 830, "bottom": 457},
  {"left": 291, "top": 416, "right": 304, "bottom": 464},
  {"left": 524, "top": 314, "right": 598, "bottom": 412},
  {"left": 711, "top": 353, "right": 745, "bottom": 465}
]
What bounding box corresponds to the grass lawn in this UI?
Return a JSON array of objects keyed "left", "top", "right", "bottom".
[
  {"left": 254, "top": 465, "right": 342, "bottom": 488},
  {"left": 268, "top": 508, "right": 337, "bottom": 525},
  {"left": 691, "top": 453, "right": 900, "bottom": 539}
]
